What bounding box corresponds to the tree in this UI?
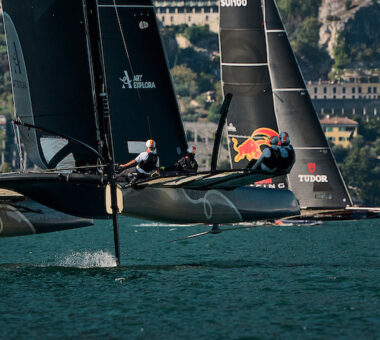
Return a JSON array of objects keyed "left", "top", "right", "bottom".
[
  {"left": 0, "top": 162, "right": 11, "bottom": 173},
  {"left": 207, "top": 103, "right": 221, "bottom": 123},
  {"left": 183, "top": 25, "right": 211, "bottom": 46},
  {"left": 341, "top": 137, "right": 380, "bottom": 206},
  {"left": 292, "top": 17, "right": 331, "bottom": 79},
  {"left": 332, "top": 4, "right": 380, "bottom": 69},
  {"left": 171, "top": 65, "right": 199, "bottom": 98}
]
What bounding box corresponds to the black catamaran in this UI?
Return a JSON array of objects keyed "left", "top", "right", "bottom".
[
  {"left": 220, "top": 0, "right": 379, "bottom": 220},
  {"left": 0, "top": 0, "right": 299, "bottom": 262}
]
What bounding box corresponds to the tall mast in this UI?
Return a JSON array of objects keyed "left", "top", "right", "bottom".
[
  {"left": 83, "top": 0, "right": 121, "bottom": 265},
  {"left": 83, "top": 0, "right": 114, "bottom": 163}
]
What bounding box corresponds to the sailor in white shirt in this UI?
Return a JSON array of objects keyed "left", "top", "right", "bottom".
[{"left": 117, "top": 139, "right": 159, "bottom": 180}]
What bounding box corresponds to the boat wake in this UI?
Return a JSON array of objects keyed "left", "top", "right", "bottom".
[
  {"left": 57, "top": 250, "right": 117, "bottom": 268},
  {"left": 133, "top": 222, "right": 198, "bottom": 228}
]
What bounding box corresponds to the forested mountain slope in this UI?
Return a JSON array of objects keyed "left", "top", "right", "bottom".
[{"left": 277, "top": 0, "right": 379, "bottom": 79}]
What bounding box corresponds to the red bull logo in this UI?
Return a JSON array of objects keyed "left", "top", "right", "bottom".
[{"left": 232, "top": 127, "right": 279, "bottom": 162}]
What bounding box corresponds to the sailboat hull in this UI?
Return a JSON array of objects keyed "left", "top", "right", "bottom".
[
  {"left": 0, "top": 173, "right": 299, "bottom": 223},
  {"left": 0, "top": 199, "right": 93, "bottom": 237},
  {"left": 122, "top": 186, "right": 300, "bottom": 224}
]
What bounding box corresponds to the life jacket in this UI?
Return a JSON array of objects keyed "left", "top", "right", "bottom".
[
  {"left": 262, "top": 147, "right": 280, "bottom": 169},
  {"left": 177, "top": 154, "right": 198, "bottom": 171},
  {"left": 278, "top": 145, "right": 295, "bottom": 170},
  {"left": 138, "top": 151, "right": 158, "bottom": 173}
]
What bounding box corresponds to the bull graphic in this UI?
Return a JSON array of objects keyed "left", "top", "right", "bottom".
[{"left": 232, "top": 127, "right": 279, "bottom": 163}]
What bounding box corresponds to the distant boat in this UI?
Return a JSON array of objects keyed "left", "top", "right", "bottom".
[
  {"left": 0, "top": 0, "right": 300, "bottom": 263},
  {"left": 219, "top": 0, "right": 379, "bottom": 221}
]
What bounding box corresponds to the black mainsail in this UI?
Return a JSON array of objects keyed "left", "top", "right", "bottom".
[
  {"left": 220, "top": 0, "right": 278, "bottom": 168},
  {"left": 3, "top": 0, "right": 99, "bottom": 169},
  {"left": 96, "top": 0, "right": 187, "bottom": 166},
  {"left": 3, "top": 0, "right": 188, "bottom": 170},
  {"left": 220, "top": 0, "right": 352, "bottom": 209}
]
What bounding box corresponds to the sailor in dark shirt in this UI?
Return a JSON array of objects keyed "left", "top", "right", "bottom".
[
  {"left": 252, "top": 135, "right": 280, "bottom": 173},
  {"left": 174, "top": 146, "right": 198, "bottom": 172},
  {"left": 117, "top": 139, "right": 159, "bottom": 180},
  {"left": 164, "top": 146, "right": 198, "bottom": 172},
  {"left": 278, "top": 131, "right": 295, "bottom": 172}
]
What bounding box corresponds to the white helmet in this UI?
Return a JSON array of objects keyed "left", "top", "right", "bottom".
[{"left": 146, "top": 139, "right": 156, "bottom": 149}]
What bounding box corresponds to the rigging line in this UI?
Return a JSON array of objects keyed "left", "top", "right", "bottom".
[
  {"left": 146, "top": 116, "right": 153, "bottom": 139},
  {"left": 112, "top": 0, "right": 133, "bottom": 74},
  {"left": 112, "top": 0, "right": 153, "bottom": 136},
  {"left": 12, "top": 122, "right": 24, "bottom": 172},
  {"left": 13, "top": 119, "right": 105, "bottom": 163},
  {"left": 112, "top": 0, "right": 139, "bottom": 101},
  {"left": 25, "top": 164, "right": 107, "bottom": 173}
]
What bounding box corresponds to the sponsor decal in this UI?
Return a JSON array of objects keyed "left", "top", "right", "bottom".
[
  {"left": 308, "top": 162, "right": 316, "bottom": 173},
  {"left": 298, "top": 174, "right": 328, "bottom": 183},
  {"left": 11, "top": 42, "right": 22, "bottom": 75},
  {"left": 232, "top": 127, "right": 278, "bottom": 162},
  {"left": 139, "top": 21, "right": 149, "bottom": 30},
  {"left": 221, "top": 0, "right": 248, "bottom": 7},
  {"left": 227, "top": 122, "right": 237, "bottom": 133},
  {"left": 253, "top": 178, "right": 286, "bottom": 189},
  {"left": 120, "top": 70, "right": 156, "bottom": 89},
  {"left": 255, "top": 178, "right": 272, "bottom": 185},
  {"left": 299, "top": 163, "right": 329, "bottom": 183}
]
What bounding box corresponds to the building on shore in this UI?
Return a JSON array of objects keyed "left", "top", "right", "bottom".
[
  {"left": 154, "top": 0, "right": 219, "bottom": 32},
  {"left": 307, "top": 71, "right": 380, "bottom": 119},
  {"left": 183, "top": 121, "right": 229, "bottom": 170},
  {"left": 320, "top": 116, "right": 358, "bottom": 148}
]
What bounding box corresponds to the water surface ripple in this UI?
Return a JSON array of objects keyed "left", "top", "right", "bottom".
[{"left": 1, "top": 218, "right": 379, "bottom": 339}]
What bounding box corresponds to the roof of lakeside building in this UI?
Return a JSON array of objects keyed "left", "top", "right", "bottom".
[{"left": 320, "top": 116, "right": 359, "bottom": 126}]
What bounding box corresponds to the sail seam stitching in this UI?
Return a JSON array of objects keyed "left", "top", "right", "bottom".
[
  {"left": 293, "top": 147, "right": 330, "bottom": 150},
  {"left": 273, "top": 88, "right": 306, "bottom": 91},
  {"left": 98, "top": 5, "right": 154, "bottom": 8},
  {"left": 222, "top": 63, "right": 268, "bottom": 66}
]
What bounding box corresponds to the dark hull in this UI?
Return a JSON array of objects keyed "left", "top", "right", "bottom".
[
  {"left": 0, "top": 198, "right": 93, "bottom": 237},
  {"left": 122, "top": 186, "right": 300, "bottom": 224},
  {"left": 0, "top": 173, "right": 300, "bottom": 224},
  {"left": 0, "top": 173, "right": 107, "bottom": 218}
]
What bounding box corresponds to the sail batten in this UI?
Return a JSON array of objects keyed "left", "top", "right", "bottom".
[{"left": 221, "top": 63, "right": 268, "bottom": 66}]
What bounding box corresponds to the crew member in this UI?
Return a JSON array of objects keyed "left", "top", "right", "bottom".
[
  {"left": 251, "top": 135, "right": 280, "bottom": 173},
  {"left": 278, "top": 131, "right": 295, "bottom": 172},
  {"left": 117, "top": 139, "right": 159, "bottom": 181},
  {"left": 174, "top": 146, "right": 198, "bottom": 172}
]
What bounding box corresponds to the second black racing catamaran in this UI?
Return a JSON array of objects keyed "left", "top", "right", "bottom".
[{"left": 219, "top": 0, "right": 379, "bottom": 220}]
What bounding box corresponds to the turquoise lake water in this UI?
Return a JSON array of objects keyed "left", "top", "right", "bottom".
[{"left": 0, "top": 217, "right": 379, "bottom": 339}]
